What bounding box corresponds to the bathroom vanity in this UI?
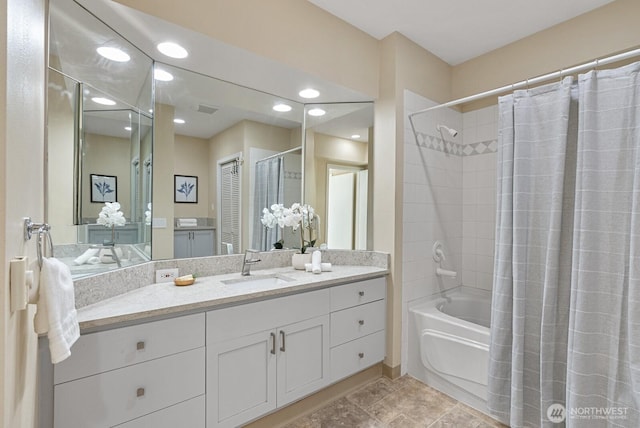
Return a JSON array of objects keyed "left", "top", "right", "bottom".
[{"left": 39, "top": 252, "right": 388, "bottom": 428}]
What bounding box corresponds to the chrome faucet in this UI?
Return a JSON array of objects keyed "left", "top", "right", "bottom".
[{"left": 241, "top": 249, "right": 261, "bottom": 276}]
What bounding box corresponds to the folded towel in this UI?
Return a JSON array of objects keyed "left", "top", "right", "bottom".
[
  {"left": 73, "top": 248, "right": 99, "bottom": 265},
  {"left": 305, "top": 262, "right": 332, "bottom": 272},
  {"left": 177, "top": 218, "right": 198, "bottom": 227},
  {"left": 87, "top": 256, "right": 101, "bottom": 265},
  {"left": 34, "top": 258, "right": 80, "bottom": 364}
]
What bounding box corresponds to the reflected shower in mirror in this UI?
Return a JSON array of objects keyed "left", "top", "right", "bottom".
[
  {"left": 303, "top": 102, "right": 374, "bottom": 250},
  {"left": 153, "top": 64, "right": 304, "bottom": 259}
]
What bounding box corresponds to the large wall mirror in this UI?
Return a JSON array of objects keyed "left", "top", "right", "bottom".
[
  {"left": 47, "top": 0, "right": 373, "bottom": 280},
  {"left": 47, "top": 0, "right": 153, "bottom": 278}
]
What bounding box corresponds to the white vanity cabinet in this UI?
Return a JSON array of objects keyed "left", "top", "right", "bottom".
[
  {"left": 174, "top": 229, "right": 215, "bottom": 258},
  {"left": 52, "top": 313, "right": 206, "bottom": 428},
  {"left": 206, "top": 290, "right": 331, "bottom": 428}
]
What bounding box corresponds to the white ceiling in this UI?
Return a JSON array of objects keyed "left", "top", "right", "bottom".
[{"left": 307, "top": 0, "right": 615, "bottom": 65}]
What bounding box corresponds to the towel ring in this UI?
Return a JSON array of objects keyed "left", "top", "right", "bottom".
[{"left": 24, "top": 217, "right": 54, "bottom": 268}]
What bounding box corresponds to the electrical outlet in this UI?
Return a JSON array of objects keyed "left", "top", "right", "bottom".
[{"left": 156, "top": 268, "right": 179, "bottom": 282}]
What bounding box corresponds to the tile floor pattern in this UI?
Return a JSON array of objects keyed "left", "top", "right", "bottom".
[{"left": 284, "top": 376, "right": 507, "bottom": 428}]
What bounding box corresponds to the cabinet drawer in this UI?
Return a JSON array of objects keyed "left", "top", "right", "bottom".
[
  {"left": 114, "top": 395, "right": 205, "bottom": 428},
  {"left": 55, "top": 313, "right": 205, "bottom": 384},
  {"left": 330, "top": 277, "right": 386, "bottom": 311},
  {"left": 54, "top": 347, "right": 205, "bottom": 428},
  {"left": 330, "top": 300, "right": 386, "bottom": 346},
  {"left": 207, "top": 289, "right": 330, "bottom": 344},
  {"left": 330, "top": 331, "right": 385, "bottom": 383}
]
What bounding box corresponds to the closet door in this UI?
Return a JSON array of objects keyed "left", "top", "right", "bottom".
[{"left": 219, "top": 159, "right": 240, "bottom": 254}]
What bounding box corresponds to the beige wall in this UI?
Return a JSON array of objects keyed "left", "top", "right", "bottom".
[
  {"left": 1, "top": 0, "right": 45, "bottom": 426},
  {"left": 82, "top": 133, "right": 132, "bottom": 220},
  {"left": 152, "top": 103, "right": 176, "bottom": 259},
  {"left": 174, "top": 134, "right": 210, "bottom": 218},
  {"left": 453, "top": 0, "right": 640, "bottom": 110}
]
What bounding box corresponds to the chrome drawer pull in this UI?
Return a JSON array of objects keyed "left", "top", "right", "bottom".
[
  {"left": 280, "top": 330, "right": 286, "bottom": 352},
  {"left": 358, "top": 319, "right": 365, "bottom": 326},
  {"left": 270, "top": 332, "right": 276, "bottom": 355},
  {"left": 136, "top": 341, "right": 145, "bottom": 351},
  {"left": 358, "top": 291, "right": 365, "bottom": 297},
  {"left": 358, "top": 352, "right": 364, "bottom": 359},
  {"left": 137, "top": 387, "right": 145, "bottom": 397}
]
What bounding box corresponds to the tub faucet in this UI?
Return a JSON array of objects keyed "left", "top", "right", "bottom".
[{"left": 241, "top": 249, "right": 261, "bottom": 276}]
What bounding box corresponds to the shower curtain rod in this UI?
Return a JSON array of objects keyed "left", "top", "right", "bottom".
[
  {"left": 255, "top": 146, "right": 302, "bottom": 163},
  {"left": 408, "top": 47, "right": 640, "bottom": 120}
]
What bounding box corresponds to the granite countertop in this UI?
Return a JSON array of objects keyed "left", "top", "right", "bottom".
[{"left": 77, "top": 265, "right": 387, "bottom": 331}]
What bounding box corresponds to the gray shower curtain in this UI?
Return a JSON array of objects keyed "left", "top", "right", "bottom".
[
  {"left": 488, "top": 62, "right": 640, "bottom": 427},
  {"left": 252, "top": 156, "right": 284, "bottom": 251}
]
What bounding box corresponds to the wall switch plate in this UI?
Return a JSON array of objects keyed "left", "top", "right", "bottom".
[{"left": 156, "top": 268, "right": 179, "bottom": 282}]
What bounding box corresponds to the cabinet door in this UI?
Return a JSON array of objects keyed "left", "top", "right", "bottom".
[
  {"left": 116, "top": 227, "right": 139, "bottom": 244},
  {"left": 207, "top": 330, "right": 276, "bottom": 428},
  {"left": 174, "top": 230, "right": 190, "bottom": 258},
  {"left": 191, "top": 230, "right": 214, "bottom": 257},
  {"left": 276, "top": 314, "right": 330, "bottom": 407},
  {"left": 114, "top": 395, "right": 205, "bottom": 428}
]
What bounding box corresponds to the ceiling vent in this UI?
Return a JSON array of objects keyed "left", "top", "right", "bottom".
[{"left": 197, "top": 104, "right": 218, "bottom": 115}]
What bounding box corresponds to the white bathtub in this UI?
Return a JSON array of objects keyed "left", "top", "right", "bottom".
[{"left": 409, "top": 288, "right": 491, "bottom": 403}]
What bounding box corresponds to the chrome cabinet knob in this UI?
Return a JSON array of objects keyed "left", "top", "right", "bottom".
[
  {"left": 136, "top": 341, "right": 145, "bottom": 351},
  {"left": 358, "top": 319, "right": 365, "bottom": 326},
  {"left": 358, "top": 352, "right": 364, "bottom": 359},
  {"left": 137, "top": 387, "right": 145, "bottom": 397},
  {"left": 358, "top": 291, "right": 365, "bottom": 297}
]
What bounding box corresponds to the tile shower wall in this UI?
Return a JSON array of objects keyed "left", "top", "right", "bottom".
[
  {"left": 402, "top": 90, "right": 498, "bottom": 371},
  {"left": 461, "top": 107, "right": 498, "bottom": 291}
]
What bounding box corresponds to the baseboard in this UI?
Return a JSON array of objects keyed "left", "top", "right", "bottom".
[
  {"left": 382, "top": 363, "right": 401, "bottom": 379},
  {"left": 244, "top": 364, "right": 383, "bottom": 428}
]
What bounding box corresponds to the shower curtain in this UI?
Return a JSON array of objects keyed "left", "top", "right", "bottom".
[
  {"left": 488, "top": 62, "right": 640, "bottom": 427},
  {"left": 252, "top": 156, "right": 284, "bottom": 251}
]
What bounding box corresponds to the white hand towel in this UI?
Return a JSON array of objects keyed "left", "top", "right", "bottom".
[
  {"left": 34, "top": 258, "right": 80, "bottom": 364},
  {"left": 311, "top": 250, "right": 322, "bottom": 274},
  {"left": 305, "top": 262, "right": 332, "bottom": 272},
  {"left": 73, "top": 248, "right": 99, "bottom": 265}
]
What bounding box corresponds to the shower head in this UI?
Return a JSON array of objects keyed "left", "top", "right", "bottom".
[{"left": 436, "top": 124, "right": 458, "bottom": 138}]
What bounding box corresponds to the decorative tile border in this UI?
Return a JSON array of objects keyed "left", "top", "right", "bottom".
[
  {"left": 285, "top": 171, "right": 302, "bottom": 180},
  {"left": 414, "top": 132, "right": 497, "bottom": 156}
]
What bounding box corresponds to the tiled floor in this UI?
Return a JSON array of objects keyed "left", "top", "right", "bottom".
[{"left": 284, "top": 376, "right": 507, "bottom": 428}]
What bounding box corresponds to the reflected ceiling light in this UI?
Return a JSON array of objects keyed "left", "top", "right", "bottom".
[
  {"left": 157, "top": 41, "right": 188, "bottom": 59},
  {"left": 351, "top": 134, "right": 361, "bottom": 139},
  {"left": 173, "top": 118, "right": 185, "bottom": 124},
  {"left": 273, "top": 103, "right": 292, "bottom": 112},
  {"left": 299, "top": 88, "right": 320, "bottom": 99},
  {"left": 97, "top": 46, "right": 130, "bottom": 62},
  {"left": 154, "top": 68, "right": 174, "bottom": 81},
  {"left": 91, "top": 97, "right": 116, "bottom": 106},
  {"left": 308, "top": 108, "right": 326, "bottom": 117},
  {"left": 124, "top": 126, "right": 132, "bottom": 131}
]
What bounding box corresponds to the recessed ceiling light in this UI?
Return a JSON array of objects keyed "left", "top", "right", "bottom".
[
  {"left": 174, "top": 118, "right": 185, "bottom": 124},
  {"left": 154, "top": 68, "right": 174, "bottom": 81},
  {"left": 91, "top": 97, "right": 116, "bottom": 106},
  {"left": 157, "top": 42, "right": 188, "bottom": 59},
  {"left": 96, "top": 46, "right": 130, "bottom": 62},
  {"left": 273, "top": 103, "right": 292, "bottom": 112},
  {"left": 124, "top": 126, "right": 132, "bottom": 131},
  {"left": 351, "top": 134, "right": 361, "bottom": 139},
  {"left": 308, "top": 108, "right": 326, "bottom": 117},
  {"left": 299, "top": 88, "right": 320, "bottom": 99}
]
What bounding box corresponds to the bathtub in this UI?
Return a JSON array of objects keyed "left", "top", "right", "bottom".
[{"left": 409, "top": 288, "right": 491, "bottom": 404}]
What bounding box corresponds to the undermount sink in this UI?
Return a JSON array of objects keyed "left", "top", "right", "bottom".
[{"left": 221, "top": 274, "right": 295, "bottom": 288}]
